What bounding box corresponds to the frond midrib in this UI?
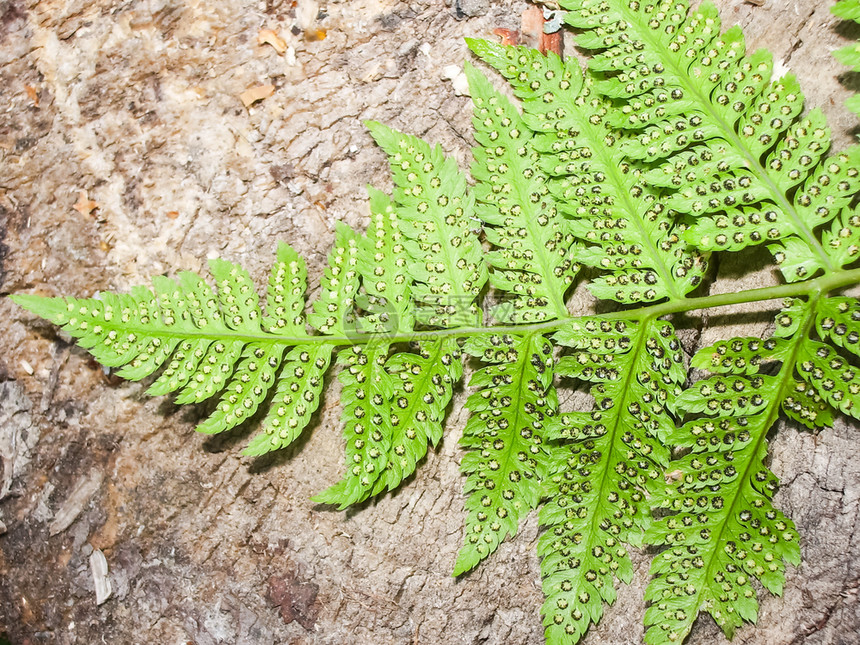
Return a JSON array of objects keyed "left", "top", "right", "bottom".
[{"left": 29, "top": 266, "right": 860, "bottom": 349}]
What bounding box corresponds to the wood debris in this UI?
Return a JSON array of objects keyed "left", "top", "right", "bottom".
[
  {"left": 48, "top": 470, "right": 104, "bottom": 536},
  {"left": 521, "top": 5, "right": 562, "bottom": 56},
  {"left": 258, "top": 28, "right": 287, "bottom": 53},
  {"left": 89, "top": 549, "right": 113, "bottom": 605},
  {"left": 73, "top": 190, "right": 98, "bottom": 216},
  {"left": 240, "top": 84, "right": 275, "bottom": 108}
]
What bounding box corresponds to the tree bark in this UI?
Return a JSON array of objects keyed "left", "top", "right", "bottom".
[{"left": 2, "top": 1, "right": 858, "bottom": 644}]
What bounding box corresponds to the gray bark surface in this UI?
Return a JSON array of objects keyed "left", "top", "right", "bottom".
[{"left": 1, "top": 1, "right": 858, "bottom": 644}]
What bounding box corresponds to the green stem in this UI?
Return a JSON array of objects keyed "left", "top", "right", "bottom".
[{"left": 36, "top": 267, "right": 859, "bottom": 347}]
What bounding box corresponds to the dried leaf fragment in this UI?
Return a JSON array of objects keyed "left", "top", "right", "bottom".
[
  {"left": 240, "top": 84, "right": 275, "bottom": 108},
  {"left": 73, "top": 190, "right": 98, "bottom": 216},
  {"left": 258, "top": 28, "right": 287, "bottom": 53},
  {"left": 520, "top": 5, "right": 561, "bottom": 55},
  {"left": 24, "top": 85, "right": 39, "bottom": 107},
  {"left": 492, "top": 28, "right": 519, "bottom": 46}
]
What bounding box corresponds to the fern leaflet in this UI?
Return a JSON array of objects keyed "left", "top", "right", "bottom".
[{"left": 559, "top": 0, "right": 860, "bottom": 284}]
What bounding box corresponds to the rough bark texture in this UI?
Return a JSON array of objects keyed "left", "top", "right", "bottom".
[{"left": 1, "top": 1, "right": 859, "bottom": 644}]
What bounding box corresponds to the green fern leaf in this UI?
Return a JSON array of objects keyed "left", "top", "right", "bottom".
[
  {"left": 10, "top": 228, "right": 364, "bottom": 456},
  {"left": 310, "top": 192, "right": 413, "bottom": 503},
  {"left": 468, "top": 38, "right": 707, "bottom": 306},
  {"left": 11, "top": 5, "right": 860, "bottom": 644},
  {"left": 559, "top": 0, "right": 860, "bottom": 283},
  {"left": 834, "top": 42, "right": 860, "bottom": 73},
  {"left": 194, "top": 343, "right": 285, "bottom": 435},
  {"left": 453, "top": 332, "right": 556, "bottom": 575},
  {"left": 644, "top": 290, "right": 860, "bottom": 642},
  {"left": 692, "top": 337, "right": 836, "bottom": 429},
  {"left": 263, "top": 241, "right": 308, "bottom": 334},
  {"left": 373, "top": 337, "right": 462, "bottom": 495},
  {"left": 540, "top": 318, "right": 681, "bottom": 644},
  {"left": 465, "top": 61, "right": 578, "bottom": 322},
  {"left": 690, "top": 336, "right": 792, "bottom": 376},
  {"left": 312, "top": 341, "right": 393, "bottom": 508},
  {"left": 833, "top": 0, "right": 860, "bottom": 93},
  {"left": 244, "top": 224, "right": 360, "bottom": 455},
  {"left": 833, "top": 0, "right": 860, "bottom": 21},
  {"left": 242, "top": 344, "right": 332, "bottom": 456},
  {"left": 144, "top": 271, "right": 228, "bottom": 396},
  {"left": 357, "top": 187, "right": 414, "bottom": 335},
  {"left": 816, "top": 297, "right": 860, "bottom": 353},
  {"left": 822, "top": 207, "right": 860, "bottom": 268},
  {"left": 365, "top": 121, "right": 487, "bottom": 327},
  {"left": 646, "top": 404, "right": 801, "bottom": 642},
  {"left": 307, "top": 222, "right": 361, "bottom": 335},
  {"left": 358, "top": 133, "right": 481, "bottom": 497}
]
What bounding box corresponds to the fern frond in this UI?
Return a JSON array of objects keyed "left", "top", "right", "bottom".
[
  {"left": 644, "top": 290, "right": 860, "bottom": 642},
  {"left": 365, "top": 121, "right": 488, "bottom": 328},
  {"left": 11, "top": 5, "right": 860, "bottom": 644},
  {"left": 306, "top": 222, "right": 361, "bottom": 336},
  {"left": 356, "top": 130, "right": 484, "bottom": 497},
  {"left": 453, "top": 332, "right": 556, "bottom": 575},
  {"left": 540, "top": 318, "right": 681, "bottom": 644},
  {"left": 242, "top": 344, "right": 333, "bottom": 456},
  {"left": 834, "top": 0, "right": 860, "bottom": 21},
  {"left": 373, "top": 337, "right": 462, "bottom": 495},
  {"left": 11, "top": 229, "right": 363, "bottom": 456},
  {"left": 312, "top": 341, "right": 393, "bottom": 508},
  {"left": 356, "top": 187, "right": 414, "bottom": 335},
  {"left": 821, "top": 207, "right": 860, "bottom": 268},
  {"left": 646, "top": 376, "right": 802, "bottom": 642},
  {"left": 244, "top": 223, "right": 359, "bottom": 455},
  {"left": 833, "top": 1, "right": 860, "bottom": 117},
  {"left": 468, "top": 38, "right": 707, "bottom": 305},
  {"left": 310, "top": 191, "right": 412, "bottom": 502},
  {"left": 465, "top": 61, "right": 578, "bottom": 322},
  {"left": 262, "top": 241, "right": 308, "bottom": 334},
  {"left": 559, "top": 0, "right": 860, "bottom": 283},
  {"left": 833, "top": 1, "right": 860, "bottom": 70}
]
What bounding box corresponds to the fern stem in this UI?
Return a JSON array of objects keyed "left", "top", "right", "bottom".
[{"left": 65, "top": 266, "right": 858, "bottom": 350}]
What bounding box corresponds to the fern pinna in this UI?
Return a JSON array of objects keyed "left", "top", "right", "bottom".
[{"left": 10, "top": 1, "right": 860, "bottom": 644}]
